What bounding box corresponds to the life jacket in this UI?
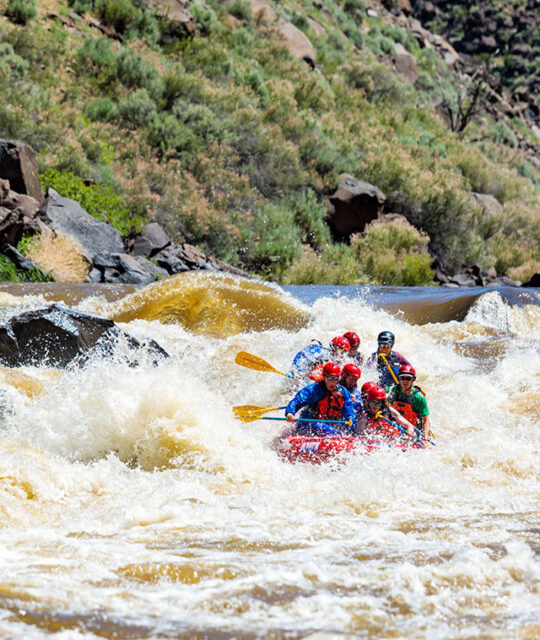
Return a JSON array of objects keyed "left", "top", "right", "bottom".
[
  {"left": 366, "top": 408, "right": 401, "bottom": 439},
  {"left": 306, "top": 382, "right": 346, "bottom": 420},
  {"left": 308, "top": 363, "right": 324, "bottom": 382},
  {"left": 390, "top": 385, "right": 425, "bottom": 428},
  {"left": 376, "top": 350, "right": 401, "bottom": 372}
]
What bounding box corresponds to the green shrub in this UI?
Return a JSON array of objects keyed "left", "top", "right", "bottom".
[
  {"left": 0, "top": 254, "right": 52, "bottom": 282},
  {"left": 191, "top": 3, "right": 220, "bottom": 35},
  {"left": 351, "top": 218, "right": 434, "bottom": 285},
  {"left": 117, "top": 49, "right": 163, "bottom": 99},
  {"left": 244, "top": 202, "right": 302, "bottom": 273},
  {"left": 77, "top": 37, "right": 118, "bottom": 76},
  {"left": 282, "top": 244, "right": 363, "bottom": 285},
  {"left": 117, "top": 88, "right": 158, "bottom": 127},
  {"left": 489, "top": 120, "right": 518, "bottom": 148},
  {"left": 126, "top": 10, "right": 161, "bottom": 46},
  {"left": 288, "top": 189, "right": 331, "bottom": 249},
  {"left": 39, "top": 168, "right": 142, "bottom": 235},
  {"left": 0, "top": 42, "right": 29, "bottom": 80},
  {"left": 5, "top": 0, "right": 37, "bottom": 25},
  {"left": 229, "top": 0, "right": 252, "bottom": 22},
  {"left": 147, "top": 112, "right": 197, "bottom": 155},
  {"left": 68, "top": 0, "right": 93, "bottom": 14},
  {"left": 84, "top": 98, "right": 119, "bottom": 122},
  {"left": 94, "top": 0, "right": 137, "bottom": 34}
]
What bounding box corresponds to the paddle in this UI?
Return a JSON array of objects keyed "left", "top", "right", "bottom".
[
  {"left": 233, "top": 404, "right": 287, "bottom": 419},
  {"left": 375, "top": 412, "right": 428, "bottom": 448},
  {"left": 379, "top": 352, "right": 399, "bottom": 384},
  {"left": 235, "top": 351, "right": 298, "bottom": 381},
  {"left": 237, "top": 414, "right": 352, "bottom": 425}
]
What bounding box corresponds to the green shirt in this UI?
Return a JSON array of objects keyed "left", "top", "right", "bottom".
[{"left": 386, "top": 384, "right": 429, "bottom": 417}]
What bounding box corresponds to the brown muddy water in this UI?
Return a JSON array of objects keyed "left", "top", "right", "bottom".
[{"left": 0, "top": 272, "right": 538, "bottom": 639}]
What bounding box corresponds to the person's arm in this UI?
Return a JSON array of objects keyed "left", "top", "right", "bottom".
[
  {"left": 388, "top": 406, "right": 415, "bottom": 436},
  {"left": 285, "top": 384, "right": 321, "bottom": 422},
  {"left": 341, "top": 388, "right": 356, "bottom": 432},
  {"left": 414, "top": 392, "right": 431, "bottom": 437},
  {"left": 420, "top": 415, "right": 432, "bottom": 438},
  {"left": 396, "top": 351, "right": 411, "bottom": 366}
]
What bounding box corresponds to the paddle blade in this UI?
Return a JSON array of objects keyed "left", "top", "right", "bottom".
[
  {"left": 233, "top": 404, "right": 279, "bottom": 417},
  {"left": 234, "top": 351, "right": 279, "bottom": 374},
  {"left": 234, "top": 413, "right": 262, "bottom": 423}
]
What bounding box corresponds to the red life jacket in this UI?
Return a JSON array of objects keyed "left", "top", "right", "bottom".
[
  {"left": 366, "top": 409, "right": 401, "bottom": 438},
  {"left": 316, "top": 384, "right": 346, "bottom": 420},
  {"left": 308, "top": 363, "right": 324, "bottom": 382},
  {"left": 390, "top": 385, "right": 425, "bottom": 427}
]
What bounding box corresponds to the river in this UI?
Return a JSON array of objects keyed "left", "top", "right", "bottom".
[{"left": 0, "top": 272, "right": 538, "bottom": 639}]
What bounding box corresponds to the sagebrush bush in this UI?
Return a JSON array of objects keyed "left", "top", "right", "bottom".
[
  {"left": 244, "top": 202, "right": 302, "bottom": 273},
  {"left": 351, "top": 218, "right": 434, "bottom": 285},
  {"left": 5, "top": 0, "right": 37, "bottom": 25},
  {"left": 0, "top": 42, "right": 28, "bottom": 80},
  {"left": 117, "top": 48, "right": 163, "bottom": 99},
  {"left": 94, "top": 0, "right": 137, "bottom": 34}
]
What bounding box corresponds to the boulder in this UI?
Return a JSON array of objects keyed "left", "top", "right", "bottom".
[
  {"left": 450, "top": 273, "right": 477, "bottom": 287},
  {"left": 146, "top": 0, "right": 195, "bottom": 36},
  {"left": 394, "top": 52, "right": 419, "bottom": 84},
  {"left": 132, "top": 222, "right": 171, "bottom": 257},
  {"left": 327, "top": 174, "right": 386, "bottom": 238},
  {"left": 92, "top": 252, "right": 168, "bottom": 284},
  {"left": 0, "top": 305, "right": 169, "bottom": 368},
  {"left": 153, "top": 244, "right": 190, "bottom": 274},
  {"left": 0, "top": 244, "right": 45, "bottom": 275},
  {"left": 39, "top": 189, "right": 124, "bottom": 264},
  {"left": 277, "top": 20, "right": 316, "bottom": 68},
  {"left": 0, "top": 139, "right": 43, "bottom": 203},
  {"left": 469, "top": 192, "right": 503, "bottom": 218},
  {"left": 522, "top": 273, "right": 540, "bottom": 288},
  {"left": 249, "top": 0, "right": 277, "bottom": 24}
]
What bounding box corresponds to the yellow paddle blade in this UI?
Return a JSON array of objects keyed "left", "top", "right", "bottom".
[
  {"left": 234, "top": 351, "right": 287, "bottom": 376},
  {"left": 233, "top": 413, "right": 262, "bottom": 423},
  {"left": 233, "top": 404, "right": 279, "bottom": 417}
]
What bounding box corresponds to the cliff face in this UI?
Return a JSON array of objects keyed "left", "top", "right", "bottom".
[{"left": 411, "top": 0, "right": 540, "bottom": 124}]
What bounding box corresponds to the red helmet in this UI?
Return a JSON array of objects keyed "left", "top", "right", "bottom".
[
  {"left": 330, "top": 336, "right": 350, "bottom": 352},
  {"left": 322, "top": 361, "right": 341, "bottom": 377},
  {"left": 398, "top": 364, "right": 416, "bottom": 379},
  {"left": 342, "top": 363, "right": 361, "bottom": 378},
  {"left": 367, "top": 385, "right": 387, "bottom": 402},
  {"left": 343, "top": 331, "right": 360, "bottom": 348},
  {"left": 361, "top": 381, "right": 378, "bottom": 394}
]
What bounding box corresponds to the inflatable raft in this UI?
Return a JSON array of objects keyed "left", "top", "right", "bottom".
[{"left": 275, "top": 435, "right": 424, "bottom": 464}]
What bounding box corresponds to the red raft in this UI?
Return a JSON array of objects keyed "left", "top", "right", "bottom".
[{"left": 275, "top": 435, "right": 424, "bottom": 464}]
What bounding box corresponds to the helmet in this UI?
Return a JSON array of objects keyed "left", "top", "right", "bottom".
[
  {"left": 322, "top": 362, "right": 341, "bottom": 377},
  {"left": 342, "top": 363, "right": 361, "bottom": 378},
  {"left": 377, "top": 331, "right": 395, "bottom": 346},
  {"left": 330, "top": 336, "right": 351, "bottom": 352},
  {"left": 361, "top": 381, "right": 378, "bottom": 394},
  {"left": 398, "top": 364, "right": 416, "bottom": 379},
  {"left": 367, "top": 385, "right": 387, "bottom": 402},
  {"left": 343, "top": 331, "right": 360, "bottom": 348}
]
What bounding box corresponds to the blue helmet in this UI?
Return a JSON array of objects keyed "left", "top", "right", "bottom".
[{"left": 377, "top": 331, "right": 395, "bottom": 346}]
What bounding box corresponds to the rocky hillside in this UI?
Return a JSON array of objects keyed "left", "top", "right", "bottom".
[
  {"left": 411, "top": 0, "right": 540, "bottom": 113},
  {"left": 0, "top": 0, "right": 538, "bottom": 287}
]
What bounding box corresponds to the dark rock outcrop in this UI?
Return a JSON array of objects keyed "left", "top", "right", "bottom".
[
  {"left": 39, "top": 188, "right": 124, "bottom": 263},
  {"left": 0, "top": 305, "right": 169, "bottom": 368},
  {"left": 0, "top": 140, "right": 43, "bottom": 203},
  {"left": 522, "top": 273, "right": 540, "bottom": 288},
  {"left": 328, "top": 174, "right": 386, "bottom": 238}
]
